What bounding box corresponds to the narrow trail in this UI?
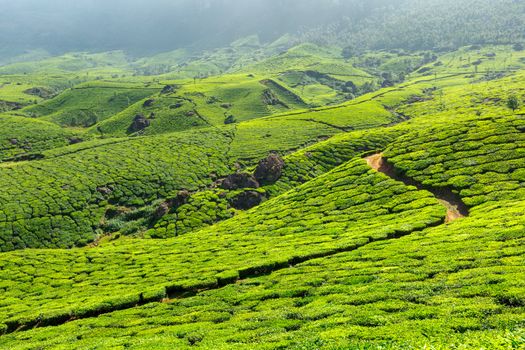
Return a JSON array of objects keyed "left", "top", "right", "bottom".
[{"left": 365, "top": 153, "right": 469, "bottom": 223}]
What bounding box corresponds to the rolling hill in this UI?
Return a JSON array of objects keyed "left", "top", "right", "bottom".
[{"left": 0, "top": 40, "right": 523, "bottom": 350}]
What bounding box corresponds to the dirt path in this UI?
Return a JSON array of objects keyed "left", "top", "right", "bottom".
[{"left": 365, "top": 153, "right": 468, "bottom": 223}]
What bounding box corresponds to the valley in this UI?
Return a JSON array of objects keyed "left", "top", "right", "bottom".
[{"left": 0, "top": 1, "right": 524, "bottom": 348}]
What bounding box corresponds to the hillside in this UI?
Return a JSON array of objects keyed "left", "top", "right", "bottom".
[{"left": 0, "top": 21, "right": 524, "bottom": 349}]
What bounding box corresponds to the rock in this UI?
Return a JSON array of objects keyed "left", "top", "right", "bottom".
[
  {"left": 97, "top": 186, "right": 113, "bottom": 196},
  {"left": 230, "top": 190, "right": 263, "bottom": 210},
  {"left": 381, "top": 80, "right": 394, "bottom": 88},
  {"left": 154, "top": 202, "right": 171, "bottom": 219},
  {"left": 220, "top": 103, "right": 232, "bottom": 109},
  {"left": 69, "top": 137, "right": 83, "bottom": 145},
  {"left": 105, "top": 206, "right": 131, "bottom": 219},
  {"left": 161, "top": 84, "right": 177, "bottom": 94},
  {"left": 220, "top": 173, "right": 259, "bottom": 190},
  {"left": 169, "top": 190, "right": 191, "bottom": 207},
  {"left": 143, "top": 99, "right": 155, "bottom": 107},
  {"left": 186, "top": 110, "right": 196, "bottom": 117},
  {"left": 254, "top": 154, "right": 284, "bottom": 184},
  {"left": 483, "top": 97, "right": 502, "bottom": 104},
  {"left": 170, "top": 103, "right": 183, "bottom": 109},
  {"left": 9, "top": 138, "right": 18, "bottom": 145},
  {"left": 0, "top": 100, "right": 23, "bottom": 111},
  {"left": 129, "top": 114, "right": 150, "bottom": 133},
  {"left": 224, "top": 115, "right": 236, "bottom": 124}
]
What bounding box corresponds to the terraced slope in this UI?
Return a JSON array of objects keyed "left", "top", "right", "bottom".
[
  {"left": 0, "top": 158, "right": 445, "bottom": 334},
  {"left": 0, "top": 128, "right": 233, "bottom": 251},
  {"left": 22, "top": 81, "right": 161, "bottom": 127},
  {"left": 0, "top": 81, "right": 404, "bottom": 251},
  {"left": 230, "top": 100, "right": 395, "bottom": 163},
  {"left": 385, "top": 114, "right": 525, "bottom": 207},
  {"left": 365, "top": 153, "right": 469, "bottom": 222},
  {"left": 92, "top": 74, "right": 307, "bottom": 137},
  {"left": 2, "top": 105, "right": 525, "bottom": 346},
  {"left": 0, "top": 45, "right": 524, "bottom": 349},
  {"left": 2, "top": 46, "right": 517, "bottom": 251},
  {"left": 2, "top": 201, "right": 521, "bottom": 349},
  {"left": 0, "top": 114, "right": 80, "bottom": 161}
]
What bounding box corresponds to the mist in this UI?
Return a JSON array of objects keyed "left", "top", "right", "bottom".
[
  {"left": 0, "top": 0, "right": 379, "bottom": 57},
  {"left": 0, "top": 0, "right": 523, "bottom": 60}
]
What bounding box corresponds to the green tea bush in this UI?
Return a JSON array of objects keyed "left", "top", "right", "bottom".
[{"left": 0, "top": 157, "right": 444, "bottom": 332}]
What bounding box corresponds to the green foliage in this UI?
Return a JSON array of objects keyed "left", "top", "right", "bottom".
[
  {"left": 1, "top": 200, "right": 524, "bottom": 348},
  {"left": 0, "top": 44, "right": 524, "bottom": 349},
  {"left": 146, "top": 189, "right": 237, "bottom": 238},
  {"left": 0, "top": 114, "right": 80, "bottom": 161},
  {"left": 508, "top": 95, "right": 521, "bottom": 111},
  {"left": 22, "top": 82, "right": 160, "bottom": 127},
  {"left": 0, "top": 128, "right": 233, "bottom": 251},
  {"left": 300, "top": 0, "right": 525, "bottom": 51},
  {"left": 0, "top": 158, "right": 445, "bottom": 334},
  {"left": 385, "top": 116, "right": 525, "bottom": 208}
]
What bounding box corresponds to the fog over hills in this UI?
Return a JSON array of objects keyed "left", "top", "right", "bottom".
[
  {"left": 0, "top": 0, "right": 523, "bottom": 59},
  {"left": 0, "top": 0, "right": 362, "bottom": 56}
]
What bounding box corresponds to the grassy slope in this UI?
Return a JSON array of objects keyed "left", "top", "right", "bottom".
[
  {"left": 0, "top": 114, "right": 80, "bottom": 161},
  {"left": 21, "top": 81, "right": 161, "bottom": 127},
  {"left": 0, "top": 128, "right": 233, "bottom": 251},
  {"left": 0, "top": 158, "right": 444, "bottom": 334},
  {"left": 2, "top": 201, "right": 521, "bottom": 349},
  {"left": 92, "top": 44, "right": 381, "bottom": 139},
  {"left": 1, "top": 80, "right": 525, "bottom": 346},
  {"left": 0, "top": 51, "right": 133, "bottom": 106},
  {"left": 0, "top": 46, "right": 524, "bottom": 348},
  {"left": 1, "top": 45, "right": 517, "bottom": 250},
  {"left": 0, "top": 70, "right": 403, "bottom": 251}
]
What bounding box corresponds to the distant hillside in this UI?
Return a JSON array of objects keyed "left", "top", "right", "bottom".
[
  {"left": 300, "top": 0, "right": 525, "bottom": 51},
  {"left": 0, "top": 0, "right": 523, "bottom": 61}
]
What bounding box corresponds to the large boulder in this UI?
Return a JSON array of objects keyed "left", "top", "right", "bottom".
[
  {"left": 154, "top": 202, "right": 171, "bottom": 219},
  {"left": 155, "top": 190, "right": 191, "bottom": 219},
  {"left": 169, "top": 190, "right": 191, "bottom": 207},
  {"left": 254, "top": 153, "right": 285, "bottom": 184},
  {"left": 230, "top": 190, "right": 263, "bottom": 210},
  {"left": 220, "top": 173, "right": 259, "bottom": 190},
  {"left": 129, "top": 114, "right": 150, "bottom": 133},
  {"left": 143, "top": 99, "right": 156, "bottom": 108},
  {"left": 161, "top": 84, "right": 178, "bottom": 94}
]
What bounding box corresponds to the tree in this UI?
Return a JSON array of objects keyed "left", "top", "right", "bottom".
[
  {"left": 341, "top": 46, "right": 357, "bottom": 60},
  {"left": 224, "top": 115, "right": 237, "bottom": 124},
  {"left": 507, "top": 96, "right": 520, "bottom": 111}
]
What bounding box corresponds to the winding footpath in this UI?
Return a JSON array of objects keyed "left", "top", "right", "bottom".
[{"left": 365, "top": 153, "right": 468, "bottom": 223}]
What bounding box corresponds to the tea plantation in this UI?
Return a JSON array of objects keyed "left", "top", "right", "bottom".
[{"left": 0, "top": 42, "right": 524, "bottom": 349}]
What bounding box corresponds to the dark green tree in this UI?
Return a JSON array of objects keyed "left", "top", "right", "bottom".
[
  {"left": 513, "top": 43, "right": 524, "bottom": 51},
  {"left": 341, "top": 46, "right": 357, "bottom": 60},
  {"left": 507, "top": 96, "right": 520, "bottom": 111}
]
